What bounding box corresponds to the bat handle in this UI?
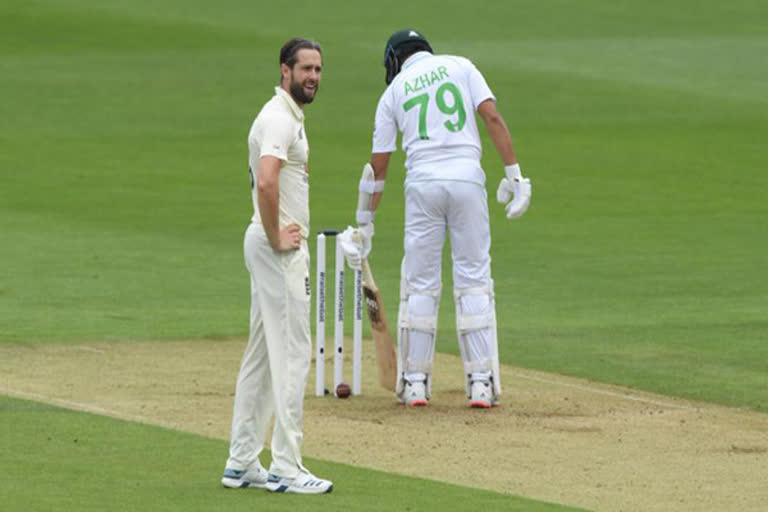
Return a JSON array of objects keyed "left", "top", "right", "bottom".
[{"left": 361, "top": 259, "right": 377, "bottom": 291}]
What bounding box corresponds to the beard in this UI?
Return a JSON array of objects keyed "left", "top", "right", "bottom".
[{"left": 289, "top": 77, "right": 319, "bottom": 104}]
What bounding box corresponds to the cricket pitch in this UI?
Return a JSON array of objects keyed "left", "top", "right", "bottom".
[{"left": 1, "top": 339, "right": 766, "bottom": 511}]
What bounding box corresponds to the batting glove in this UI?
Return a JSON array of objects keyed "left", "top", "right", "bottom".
[
  {"left": 496, "top": 164, "right": 531, "bottom": 219},
  {"left": 338, "top": 226, "right": 363, "bottom": 270},
  {"left": 357, "top": 222, "right": 374, "bottom": 260}
]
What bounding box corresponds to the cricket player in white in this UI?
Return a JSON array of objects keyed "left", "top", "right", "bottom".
[
  {"left": 221, "top": 38, "right": 332, "bottom": 494},
  {"left": 341, "top": 29, "right": 531, "bottom": 408}
]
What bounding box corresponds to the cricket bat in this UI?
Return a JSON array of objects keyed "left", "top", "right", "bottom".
[{"left": 361, "top": 259, "right": 397, "bottom": 391}]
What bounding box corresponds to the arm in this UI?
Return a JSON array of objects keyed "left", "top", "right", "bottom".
[
  {"left": 477, "top": 99, "right": 517, "bottom": 166},
  {"left": 256, "top": 155, "right": 301, "bottom": 252},
  {"left": 368, "top": 86, "right": 396, "bottom": 214},
  {"left": 339, "top": 152, "right": 391, "bottom": 268},
  {"left": 477, "top": 99, "right": 531, "bottom": 219},
  {"left": 368, "top": 152, "right": 391, "bottom": 211},
  {"left": 339, "top": 91, "right": 395, "bottom": 265}
]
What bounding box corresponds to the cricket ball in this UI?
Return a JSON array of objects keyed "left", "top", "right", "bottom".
[{"left": 335, "top": 382, "right": 351, "bottom": 399}]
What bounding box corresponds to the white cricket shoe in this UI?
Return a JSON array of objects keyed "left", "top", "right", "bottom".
[
  {"left": 469, "top": 380, "right": 495, "bottom": 408},
  {"left": 266, "top": 470, "right": 333, "bottom": 494},
  {"left": 404, "top": 380, "right": 428, "bottom": 407},
  {"left": 221, "top": 464, "right": 268, "bottom": 489}
]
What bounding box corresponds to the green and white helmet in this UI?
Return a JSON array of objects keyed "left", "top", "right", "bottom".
[{"left": 384, "top": 29, "right": 433, "bottom": 85}]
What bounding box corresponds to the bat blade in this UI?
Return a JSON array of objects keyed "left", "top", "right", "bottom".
[{"left": 361, "top": 260, "right": 397, "bottom": 392}]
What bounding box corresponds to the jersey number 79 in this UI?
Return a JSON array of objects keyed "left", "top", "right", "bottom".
[{"left": 402, "top": 82, "right": 466, "bottom": 140}]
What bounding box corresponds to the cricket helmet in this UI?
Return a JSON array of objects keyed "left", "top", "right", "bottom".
[{"left": 383, "top": 29, "right": 433, "bottom": 85}]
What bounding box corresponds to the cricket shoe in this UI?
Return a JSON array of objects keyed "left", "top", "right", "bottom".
[
  {"left": 469, "top": 380, "right": 495, "bottom": 408},
  {"left": 266, "top": 471, "right": 333, "bottom": 494},
  {"left": 404, "top": 380, "right": 428, "bottom": 407},
  {"left": 221, "top": 464, "right": 268, "bottom": 489}
]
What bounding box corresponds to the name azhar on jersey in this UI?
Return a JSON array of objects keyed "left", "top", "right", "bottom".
[{"left": 404, "top": 66, "right": 450, "bottom": 96}]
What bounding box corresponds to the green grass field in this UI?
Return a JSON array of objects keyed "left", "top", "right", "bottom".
[
  {"left": 0, "top": 395, "right": 575, "bottom": 511},
  {"left": 2, "top": 0, "right": 767, "bottom": 509}
]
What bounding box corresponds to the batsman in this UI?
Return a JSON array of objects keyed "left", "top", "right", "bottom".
[{"left": 340, "top": 29, "right": 531, "bottom": 408}]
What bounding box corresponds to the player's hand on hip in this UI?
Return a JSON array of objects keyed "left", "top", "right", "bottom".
[
  {"left": 277, "top": 224, "right": 302, "bottom": 252},
  {"left": 338, "top": 226, "right": 363, "bottom": 270},
  {"left": 496, "top": 164, "right": 531, "bottom": 219}
]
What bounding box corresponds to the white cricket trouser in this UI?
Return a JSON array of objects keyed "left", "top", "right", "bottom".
[
  {"left": 403, "top": 180, "right": 494, "bottom": 380},
  {"left": 226, "top": 223, "right": 311, "bottom": 478}
]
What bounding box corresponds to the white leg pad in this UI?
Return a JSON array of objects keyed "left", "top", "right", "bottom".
[
  {"left": 454, "top": 280, "right": 501, "bottom": 398},
  {"left": 396, "top": 266, "right": 441, "bottom": 398}
]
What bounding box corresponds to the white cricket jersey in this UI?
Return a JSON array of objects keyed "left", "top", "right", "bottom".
[
  {"left": 372, "top": 52, "right": 495, "bottom": 184},
  {"left": 248, "top": 87, "right": 310, "bottom": 238}
]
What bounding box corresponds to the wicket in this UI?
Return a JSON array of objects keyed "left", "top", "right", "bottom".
[{"left": 315, "top": 230, "right": 363, "bottom": 397}]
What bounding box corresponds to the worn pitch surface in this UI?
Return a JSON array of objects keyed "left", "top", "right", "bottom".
[{"left": 2, "top": 340, "right": 766, "bottom": 512}]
